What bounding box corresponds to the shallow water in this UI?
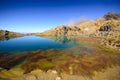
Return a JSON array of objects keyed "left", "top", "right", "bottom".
[
  {"left": 0, "top": 36, "right": 79, "bottom": 53},
  {"left": 0, "top": 36, "right": 120, "bottom": 79}
]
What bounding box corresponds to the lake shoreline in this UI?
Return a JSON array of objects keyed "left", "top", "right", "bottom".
[{"left": 0, "top": 36, "right": 120, "bottom": 80}]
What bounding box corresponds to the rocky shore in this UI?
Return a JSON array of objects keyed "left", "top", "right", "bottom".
[
  {"left": 11, "top": 65, "right": 120, "bottom": 80},
  {"left": 0, "top": 12, "right": 120, "bottom": 80},
  {"left": 0, "top": 48, "right": 120, "bottom": 80},
  {"left": 0, "top": 30, "right": 25, "bottom": 40},
  {"left": 37, "top": 12, "right": 120, "bottom": 50}
]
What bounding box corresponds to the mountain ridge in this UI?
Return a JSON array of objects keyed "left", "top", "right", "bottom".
[
  {"left": 36, "top": 12, "right": 120, "bottom": 50},
  {"left": 37, "top": 12, "right": 120, "bottom": 37}
]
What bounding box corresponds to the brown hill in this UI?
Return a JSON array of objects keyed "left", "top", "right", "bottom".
[
  {"left": 37, "top": 12, "right": 120, "bottom": 50},
  {"left": 0, "top": 30, "right": 25, "bottom": 40},
  {"left": 37, "top": 12, "right": 119, "bottom": 36},
  {"left": 37, "top": 25, "right": 82, "bottom": 36},
  {"left": 103, "top": 12, "right": 120, "bottom": 20}
]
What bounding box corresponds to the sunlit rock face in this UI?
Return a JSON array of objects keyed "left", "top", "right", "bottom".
[
  {"left": 98, "top": 12, "right": 120, "bottom": 50},
  {"left": 37, "top": 12, "right": 120, "bottom": 50},
  {"left": 37, "top": 25, "right": 82, "bottom": 36},
  {"left": 37, "top": 12, "right": 120, "bottom": 37},
  {"left": 76, "top": 21, "right": 99, "bottom": 36}
]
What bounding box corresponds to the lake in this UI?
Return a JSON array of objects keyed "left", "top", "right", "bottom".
[
  {"left": 1, "top": 36, "right": 119, "bottom": 79},
  {"left": 0, "top": 36, "right": 79, "bottom": 53}
]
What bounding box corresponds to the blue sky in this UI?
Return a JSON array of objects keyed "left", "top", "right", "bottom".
[{"left": 0, "top": 0, "right": 120, "bottom": 33}]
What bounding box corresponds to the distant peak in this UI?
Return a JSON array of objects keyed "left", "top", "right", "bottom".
[{"left": 103, "top": 12, "right": 120, "bottom": 20}]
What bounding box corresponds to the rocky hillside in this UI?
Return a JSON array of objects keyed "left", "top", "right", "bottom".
[
  {"left": 38, "top": 12, "right": 120, "bottom": 37},
  {"left": 0, "top": 30, "right": 24, "bottom": 40},
  {"left": 37, "top": 12, "right": 120, "bottom": 50},
  {"left": 37, "top": 26, "right": 81, "bottom": 36},
  {"left": 103, "top": 12, "right": 120, "bottom": 20},
  {"left": 99, "top": 12, "right": 120, "bottom": 50}
]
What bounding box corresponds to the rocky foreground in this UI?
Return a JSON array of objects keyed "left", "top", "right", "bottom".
[
  {"left": 0, "top": 48, "right": 120, "bottom": 80},
  {"left": 0, "top": 38, "right": 120, "bottom": 80},
  {"left": 9, "top": 65, "right": 120, "bottom": 80}
]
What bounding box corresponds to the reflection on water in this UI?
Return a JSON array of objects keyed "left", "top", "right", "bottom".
[
  {"left": 0, "top": 36, "right": 79, "bottom": 52},
  {"left": 0, "top": 36, "right": 120, "bottom": 80},
  {"left": 40, "top": 36, "right": 95, "bottom": 54},
  {"left": 52, "top": 36, "right": 71, "bottom": 43},
  {"left": 0, "top": 36, "right": 10, "bottom": 41},
  {"left": 41, "top": 36, "right": 77, "bottom": 44},
  {"left": 5, "top": 36, "right": 10, "bottom": 40}
]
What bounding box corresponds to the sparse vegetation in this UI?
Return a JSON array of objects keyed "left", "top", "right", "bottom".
[{"left": 0, "top": 12, "right": 120, "bottom": 80}]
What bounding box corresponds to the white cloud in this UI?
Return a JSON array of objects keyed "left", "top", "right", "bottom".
[{"left": 66, "top": 16, "right": 90, "bottom": 26}]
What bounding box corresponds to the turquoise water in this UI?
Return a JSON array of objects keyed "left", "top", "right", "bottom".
[{"left": 0, "top": 36, "right": 78, "bottom": 52}]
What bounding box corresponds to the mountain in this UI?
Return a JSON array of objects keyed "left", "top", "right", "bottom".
[
  {"left": 37, "top": 12, "right": 120, "bottom": 50},
  {"left": 103, "top": 12, "right": 120, "bottom": 20},
  {"left": 0, "top": 12, "right": 119, "bottom": 49},
  {"left": 37, "top": 25, "right": 81, "bottom": 36},
  {"left": 37, "top": 12, "right": 119, "bottom": 36}
]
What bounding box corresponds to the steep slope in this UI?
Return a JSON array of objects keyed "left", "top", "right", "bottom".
[
  {"left": 38, "top": 12, "right": 120, "bottom": 37},
  {"left": 37, "top": 12, "right": 120, "bottom": 50},
  {"left": 100, "top": 20, "right": 120, "bottom": 50}
]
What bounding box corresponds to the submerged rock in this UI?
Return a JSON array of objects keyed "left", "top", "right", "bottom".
[{"left": 8, "top": 65, "right": 120, "bottom": 80}]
